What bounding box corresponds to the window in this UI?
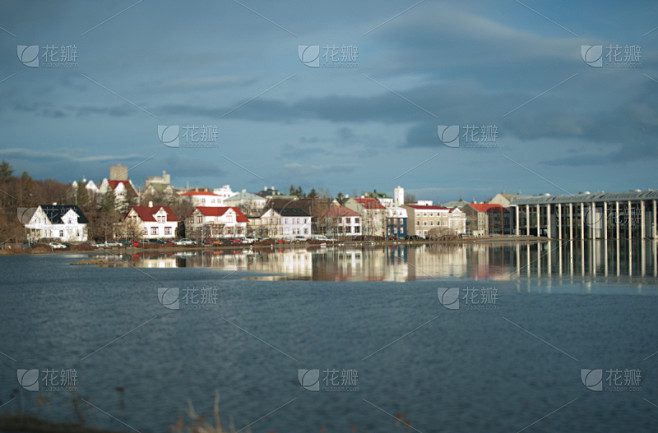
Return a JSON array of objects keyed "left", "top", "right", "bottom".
[
  {"left": 165, "top": 227, "right": 172, "bottom": 236},
  {"left": 59, "top": 230, "right": 64, "bottom": 237},
  {"left": 355, "top": 218, "right": 360, "bottom": 224},
  {"left": 151, "top": 227, "right": 158, "bottom": 235}
]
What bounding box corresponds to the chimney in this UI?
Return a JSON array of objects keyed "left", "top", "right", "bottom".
[{"left": 148, "top": 201, "right": 153, "bottom": 208}]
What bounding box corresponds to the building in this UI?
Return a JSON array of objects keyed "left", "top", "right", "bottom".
[
  {"left": 224, "top": 190, "right": 268, "bottom": 217},
  {"left": 323, "top": 205, "right": 362, "bottom": 238},
  {"left": 344, "top": 197, "right": 386, "bottom": 238},
  {"left": 213, "top": 185, "right": 238, "bottom": 204},
  {"left": 403, "top": 204, "right": 466, "bottom": 238},
  {"left": 463, "top": 203, "right": 511, "bottom": 236},
  {"left": 179, "top": 191, "right": 223, "bottom": 207},
  {"left": 123, "top": 203, "right": 179, "bottom": 239},
  {"left": 143, "top": 171, "right": 176, "bottom": 197},
  {"left": 18, "top": 205, "right": 89, "bottom": 242},
  {"left": 511, "top": 189, "right": 658, "bottom": 239},
  {"left": 186, "top": 206, "right": 248, "bottom": 239},
  {"left": 257, "top": 208, "right": 312, "bottom": 239},
  {"left": 385, "top": 206, "right": 408, "bottom": 238}
]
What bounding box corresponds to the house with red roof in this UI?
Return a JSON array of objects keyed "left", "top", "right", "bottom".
[
  {"left": 403, "top": 203, "right": 466, "bottom": 238},
  {"left": 186, "top": 206, "right": 249, "bottom": 239},
  {"left": 344, "top": 197, "right": 387, "bottom": 238},
  {"left": 322, "top": 205, "right": 362, "bottom": 238},
  {"left": 463, "top": 203, "right": 511, "bottom": 236},
  {"left": 123, "top": 202, "right": 179, "bottom": 239}
]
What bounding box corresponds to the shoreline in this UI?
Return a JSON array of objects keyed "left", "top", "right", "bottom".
[{"left": 0, "top": 236, "right": 545, "bottom": 257}]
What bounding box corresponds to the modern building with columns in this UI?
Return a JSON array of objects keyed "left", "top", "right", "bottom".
[{"left": 510, "top": 190, "right": 658, "bottom": 240}]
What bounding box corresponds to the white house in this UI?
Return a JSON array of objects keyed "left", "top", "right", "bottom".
[
  {"left": 403, "top": 204, "right": 466, "bottom": 238},
  {"left": 124, "top": 203, "right": 179, "bottom": 239},
  {"left": 258, "top": 208, "right": 312, "bottom": 239},
  {"left": 323, "top": 205, "right": 362, "bottom": 238},
  {"left": 212, "top": 185, "right": 238, "bottom": 204},
  {"left": 344, "top": 197, "right": 387, "bottom": 238},
  {"left": 179, "top": 191, "right": 223, "bottom": 207},
  {"left": 186, "top": 206, "right": 249, "bottom": 238},
  {"left": 18, "top": 205, "right": 89, "bottom": 242}
]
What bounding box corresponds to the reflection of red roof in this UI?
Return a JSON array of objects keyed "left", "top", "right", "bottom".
[
  {"left": 469, "top": 203, "right": 508, "bottom": 213},
  {"left": 128, "top": 206, "right": 179, "bottom": 222},
  {"left": 326, "top": 206, "right": 361, "bottom": 218},
  {"left": 180, "top": 191, "right": 220, "bottom": 197},
  {"left": 194, "top": 206, "right": 248, "bottom": 222},
  {"left": 354, "top": 198, "right": 385, "bottom": 210},
  {"left": 108, "top": 180, "right": 137, "bottom": 195}
]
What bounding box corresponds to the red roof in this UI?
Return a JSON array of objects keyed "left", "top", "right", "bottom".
[
  {"left": 108, "top": 180, "right": 137, "bottom": 195},
  {"left": 405, "top": 204, "right": 447, "bottom": 210},
  {"left": 325, "top": 206, "right": 361, "bottom": 218},
  {"left": 180, "top": 191, "right": 220, "bottom": 197},
  {"left": 127, "top": 205, "right": 179, "bottom": 222},
  {"left": 354, "top": 198, "right": 385, "bottom": 210},
  {"left": 193, "top": 206, "right": 248, "bottom": 223},
  {"left": 469, "top": 203, "right": 508, "bottom": 213}
]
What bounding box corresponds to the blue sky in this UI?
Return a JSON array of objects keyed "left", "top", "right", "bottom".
[{"left": 1, "top": 0, "right": 657, "bottom": 202}]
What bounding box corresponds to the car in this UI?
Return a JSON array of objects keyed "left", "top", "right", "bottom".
[
  {"left": 131, "top": 241, "right": 141, "bottom": 247},
  {"left": 175, "top": 238, "right": 196, "bottom": 246},
  {"left": 104, "top": 241, "right": 122, "bottom": 247},
  {"left": 242, "top": 237, "right": 256, "bottom": 244},
  {"left": 90, "top": 242, "right": 105, "bottom": 248},
  {"left": 147, "top": 239, "right": 165, "bottom": 244},
  {"left": 48, "top": 242, "right": 67, "bottom": 249}
]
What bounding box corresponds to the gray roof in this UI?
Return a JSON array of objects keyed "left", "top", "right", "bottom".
[
  {"left": 17, "top": 207, "right": 37, "bottom": 225},
  {"left": 225, "top": 191, "right": 265, "bottom": 201},
  {"left": 511, "top": 189, "right": 658, "bottom": 205}
]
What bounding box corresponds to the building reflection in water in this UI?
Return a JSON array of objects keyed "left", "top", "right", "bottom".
[{"left": 122, "top": 240, "right": 658, "bottom": 283}]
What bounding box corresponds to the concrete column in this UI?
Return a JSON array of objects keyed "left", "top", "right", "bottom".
[
  {"left": 651, "top": 200, "right": 658, "bottom": 240},
  {"left": 557, "top": 204, "right": 562, "bottom": 240},
  {"left": 569, "top": 203, "right": 573, "bottom": 240},
  {"left": 615, "top": 201, "right": 619, "bottom": 239},
  {"left": 603, "top": 202, "right": 608, "bottom": 240},
  {"left": 580, "top": 203, "right": 585, "bottom": 240},
  {"left": 526, "top": 205, "right": 530, "bottom": 236},
  {"left": 515, "top": 205, "right": 520, "bottom": 236},
  {"left": 547, "top": 204, "right": 552, "bottom": 239},
  {"left": 640, "top": 200, "right": 646, "bottom": 239},
  {"left": 590, "top": 202, "right": 595, "bottom": 239},
  {"left": 628, "top": 201, "right": 632, "bottom": 240},
  {"left": 536, "top": 204, "right": 541, "bottom": 237}
]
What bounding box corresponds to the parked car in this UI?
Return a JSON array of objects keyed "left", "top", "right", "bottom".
[
  {"left": 242, "top": 237, "right": 256, "bottom": 244},
  {"left": 49, "top": 242, "right": 67, "bottom": 249},
  {"left": 104, "top": 241, "right": 122, "bottom": 247},
  {"left": 147, "top": 239, "right": 165, "bottom": 244},
  {"left": 175, "top": 238, "right": 196, "bottom": 246},
  {"left": 131, "top": 241, "right": 141, "bottom": 247}
]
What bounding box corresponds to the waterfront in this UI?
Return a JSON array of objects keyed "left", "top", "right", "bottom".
[{"left": 1, "top": 241, "right": 657, "bottom": 432}]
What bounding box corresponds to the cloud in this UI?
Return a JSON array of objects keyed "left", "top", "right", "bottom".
[{"left": 0, "top": 148, "right": 144, "bottom": 163}]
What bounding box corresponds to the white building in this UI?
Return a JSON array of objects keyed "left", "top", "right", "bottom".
[
  {"left": 179, "top": 191, "right": 223, "bottom": 207},
  {"left": 186, "top": 206, "right": 249, "bottom": 238},
  {"left": 403, "top": 204, "right": 466, "bottom": 238},
  {"left": 258, "top": 208, "right": 312, "bottom": 239},
  {"left": 324, "top": 205, "right": 362, "bottom": 238},
  {"left": 18, "top": 205, "right": 89, "bottom": 242},
  {"left": 124, "top": 203, "right": 179, "bottom": 239},
  {"left": 213, "top": 185, "right": 238, "bottom": 204}
]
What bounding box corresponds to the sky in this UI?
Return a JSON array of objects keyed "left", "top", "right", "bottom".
[{"left": 1, "top": 0, "right": 657, "bottom": 203}]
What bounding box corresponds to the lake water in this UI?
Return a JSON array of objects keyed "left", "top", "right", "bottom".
[{"left": 1, "top": 240, "right": 657, "bottom": 433}]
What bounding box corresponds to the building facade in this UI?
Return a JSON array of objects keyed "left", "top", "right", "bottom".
[{"left": 18, "top": 205, "right": 89, "bottom": 242}]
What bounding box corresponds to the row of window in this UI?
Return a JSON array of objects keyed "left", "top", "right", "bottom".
[{"left": 145, "top": 227, "right": 174, "bottom": 236}]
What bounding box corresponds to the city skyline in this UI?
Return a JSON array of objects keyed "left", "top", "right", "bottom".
[{"left": 1, "top": 0, "right": 657, "bottom": 203}]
